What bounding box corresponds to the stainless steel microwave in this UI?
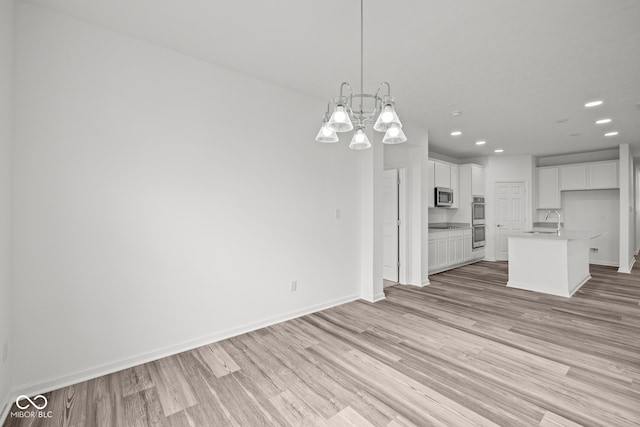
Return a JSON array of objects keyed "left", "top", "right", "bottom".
[{"left": 435, "top": 187, "right": 454, "bottom": 207}]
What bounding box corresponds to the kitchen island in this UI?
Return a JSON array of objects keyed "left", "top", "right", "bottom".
[{"left": 507, "top": 230, "right": 601, "bottom": 297}]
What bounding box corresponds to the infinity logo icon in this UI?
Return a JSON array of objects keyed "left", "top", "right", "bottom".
[{"left": 16, "top": 394, "right": 48, "bottom": 410}]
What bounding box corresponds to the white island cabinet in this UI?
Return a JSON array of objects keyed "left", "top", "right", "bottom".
[{"left": 507, "top": 231, "right": 601, "bottom": 297}]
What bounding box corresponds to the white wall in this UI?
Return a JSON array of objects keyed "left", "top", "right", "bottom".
[
  {"left": 383, "top": 125, "right": 429, "bottom": 286},
  {"left": 429, "top": 151, "right": 461, "bottom": 165},
  {"left": 562, "top": 190, "right": 620, "bottom": 266},
  {"left": 636, "top": 164, "right": 640, "bottom": 254},
  {"left": 12, "top": 3, "right": 363, "bottom": 392},
  {"left": 359, "top": 132, "right": 384, "bottom": 301},
  {"left": 619, "top": 144, "right": 635, "bottom": 272},
  {"left": 428, "top": 207, "right": 454, "bottom": 223},
  {"left": 484, "top": 155, "right": 535, "bottom": 261},
  {"left": 0, "top": 0, "right": 13, "bottom": 416}
]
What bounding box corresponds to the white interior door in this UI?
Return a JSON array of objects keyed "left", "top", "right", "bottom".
[
  {"left": 495, "top": 182, "right": 526, "bottom": 261},
  {"left": 383, "top": 169, "right": 399, "bottom": 282}
]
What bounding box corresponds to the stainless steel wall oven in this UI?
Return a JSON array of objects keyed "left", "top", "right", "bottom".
[{"left": 472, "top": 196, "right": 486, "bottom": 248}]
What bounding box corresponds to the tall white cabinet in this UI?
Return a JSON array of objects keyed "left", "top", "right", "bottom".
[
  {"left": 452, "top": 164, "right": 485, "bottom": 223},
  {"left": 471, "top": 165, "right": 485, "bottom": 196},
  {"left": 537, "top": 167, "right": 561, "bottom": 209}
]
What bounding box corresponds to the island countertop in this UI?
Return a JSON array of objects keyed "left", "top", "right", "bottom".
[{"left": 509, "top": 230, "right": 602, "bottom": 241}]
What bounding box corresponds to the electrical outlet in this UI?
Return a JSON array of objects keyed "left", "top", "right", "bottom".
[
  {"left": 590, "top": 248, "right": 599, "bottom": 253},
  {"left": 290, "top": 280, "right": 297, "bottom": 292},
  {"left": 2, "top": 341, "right": 7, "bottom": 363}
]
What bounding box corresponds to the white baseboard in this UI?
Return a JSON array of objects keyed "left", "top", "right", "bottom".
[
  {"left": 507, "top": 274, "right": 590, "bottom": 298},
  {"left": 11, "top": 293, "right": 360, "bottom": 400},
  {"left": 428, "top": 258, "right": 484, "bottom": 275},
  {"left": 589, "top": 260, "right": 619, "bottom": 267},
  {"left": 618, "top": 257, "right": 636, "bottom": 274},
  {"left": 364, "top": 292, "right": 386, "bottom": 303},
  {"left": 569, "top": 275, "right": 592, "bottom": 296},
  {"left": 399, "top": 279, "right": 429, "bottom": 287}
]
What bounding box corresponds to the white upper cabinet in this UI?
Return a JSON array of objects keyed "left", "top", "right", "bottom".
[
  {"left": 537, "top": 160, "right": 619, "bottom": 209},
  {"left": 429, "top": 159, "right": 459, "bottom": 208},
  {"left": 471, "top": 165, "right": 485, "bottom": 196},
  {"left": 427, "top": 160, "right": 435, "bottom": 208},
  {"left": 434, "top": 162, "right": 451, "bottom": 188},
  {"left": 537, "top": 167, "right": 561, "bottom": 209},
  {"left": 560, "top": 160, "right": 619, "bottom": 191},
  {"left": 429, "top": 160, "right": 480, "bottom": 210},
  {"left": 450, "top": 165, "right": 459, "bottom": 208},
  {"left": 560, "top": 164, "right": 587, "bottom": 190},
  {"left": 588, "top": 161, "right": 618, "bottom": 189}
]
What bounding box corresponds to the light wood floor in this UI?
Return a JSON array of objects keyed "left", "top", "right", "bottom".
[{"left": 5, "top": 259, "right": 640, "bottom": 426}]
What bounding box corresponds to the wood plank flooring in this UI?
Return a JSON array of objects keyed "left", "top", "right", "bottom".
[{"left": 5, "top": 259, "right": 640, "bottom": 426}]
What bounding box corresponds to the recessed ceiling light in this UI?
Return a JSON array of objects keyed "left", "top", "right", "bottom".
[
  {"left": 450, "top": 130, "right": 462, "bottom": 136},
  {"left": 475, "top": 140, "right": 486, "bottom": 145},
  {"left": 556, "top": 118, "right": 568, "bottom": 123},
  {"left": 595, "top": 118, "right": 612, "bottom": 125},
  {"left": 494, "top": 149, "right": 504, "bottom": 153},
  {"left": 604, "top": 131, "right": 619, "bottom": 137},
  {"left": 451, "top": 110, "right": 462, "bottom": 117},
  {"left": 584, "top": 100, "right": 603, "bottom": 108}
]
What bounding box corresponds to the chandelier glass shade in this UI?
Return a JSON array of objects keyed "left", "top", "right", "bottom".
[
  {"left": 315, "top": 0, "right": 406, "bottom": 148},
  {"left": 349, "top": 126, "right": 372, "bottom": 150},
  {"left": 315, "top": 114, "right": 339, "bottom": 143},
  {"left": 382, "top": 123, "right": 407, "bottom": 144}
]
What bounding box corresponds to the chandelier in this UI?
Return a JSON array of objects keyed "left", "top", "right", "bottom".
[{"left": 315, "top": 0, "right": 406, "bottom": 149}]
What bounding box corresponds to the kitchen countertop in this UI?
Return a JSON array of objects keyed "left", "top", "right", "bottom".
[
  {"left": 532, "top": 221, "right": 564, "bottom": 229},
  {"left": 510, "top": 230, "right": 602, "bottom": 240},
  {"left": 428, "top": 222, "right": 471, "bottom": 230}
]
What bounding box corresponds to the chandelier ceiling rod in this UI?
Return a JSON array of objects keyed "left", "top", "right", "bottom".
[{"left": 359, "top": 0, "right": 364, "bottom": 115}]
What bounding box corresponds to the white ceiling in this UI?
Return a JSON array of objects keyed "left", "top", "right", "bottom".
[{"left": 22, "top": 0, "right": 640, "bottom": 158}]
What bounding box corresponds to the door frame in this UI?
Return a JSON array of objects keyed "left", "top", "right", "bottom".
[
  {"left": 383, "top": 168, "right": 400, "bottom": 283},
  {"left": 397, "top": 168, "right": 408, "bottom": 284},
  {"left": 494, "top": 180, "right": 528, "bottom": 261},
  {"left": 382, "top": 167, "right": 408, "bottom": 284}
]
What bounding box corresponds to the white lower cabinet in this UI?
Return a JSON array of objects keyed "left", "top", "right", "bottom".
[
  {"left": 463, "top": 229, "right": 472, "bottom": 261},
  {"left": 436, "top": 233, "right": 449, "bottom": 268},
  {"left": 428, "top": 228, "right": 477, "bottom": 274},
  {"left": 448, "top": 230, "right": 464, "bottom": 265},
  {"left": 428, "top": 235, "right": 437, "bottom": 270}
]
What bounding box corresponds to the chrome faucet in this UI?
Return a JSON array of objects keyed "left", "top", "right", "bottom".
[{"left": 544, "top": 210, "right": 562, "bottom": 234}]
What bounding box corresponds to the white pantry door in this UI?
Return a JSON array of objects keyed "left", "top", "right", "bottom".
[
  {"left": 383, "top": 169, "right": 399, "bottom": 282},
  {"left": 495, "top": 182, "right": 527, "bottom": 261}
]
